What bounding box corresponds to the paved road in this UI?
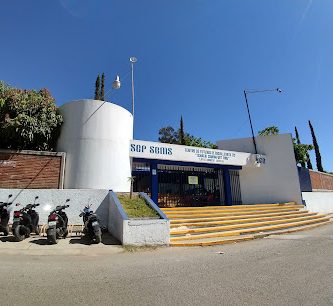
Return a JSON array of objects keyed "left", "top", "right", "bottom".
[{"left": 0, "top": 224, "right": 333, "bottom": 306}]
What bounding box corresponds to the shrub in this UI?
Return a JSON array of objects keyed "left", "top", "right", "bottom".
[{"left": 0, "top": 81, "right": 63, "bottom": 151}]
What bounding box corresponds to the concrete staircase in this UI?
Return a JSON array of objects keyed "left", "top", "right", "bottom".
[{"left": 162, "top": 203, "right": 332, "bottom": 247}]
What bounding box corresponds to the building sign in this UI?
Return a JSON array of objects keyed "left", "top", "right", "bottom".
[
  {"left": 188, "top": 176, "right": 199, "bottom": 185},
  {"left": 130, "top": 140, "right": 265, "bottom": 167},
  {"left": 256, "top": 155, "right": 266, "bottom": 165}
]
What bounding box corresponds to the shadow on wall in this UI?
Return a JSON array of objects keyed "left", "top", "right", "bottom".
[
  {"left": 95, "top": 194, "right": 110, "bottom": 227},
  {"left": 298, "top": 167, "right": 312, "bottom": 192},
  {"left": 82, "top": 101, "right": 107, "bottom": 125}
]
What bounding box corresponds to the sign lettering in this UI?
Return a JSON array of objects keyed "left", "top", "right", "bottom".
[{"left": 130, "top": 140, "right": 265, "bottom": 167}]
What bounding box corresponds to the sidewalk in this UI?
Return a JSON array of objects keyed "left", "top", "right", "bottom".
[{"left": 0, "top": 233, "right": 124, "bottom": 256}]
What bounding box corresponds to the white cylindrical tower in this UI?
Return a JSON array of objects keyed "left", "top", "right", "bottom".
[{"left": 57, "top": 99, "right": 133, "bottom": 191}]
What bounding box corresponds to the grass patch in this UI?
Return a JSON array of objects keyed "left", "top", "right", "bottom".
[{"left": 118, "top": 195, "right": 159, "bottom": 218}]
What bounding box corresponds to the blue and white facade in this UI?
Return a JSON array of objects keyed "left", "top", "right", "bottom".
[
  {"left": 57, "top": 99, "right": 302, "bottom": 206},
  {"left": 129, "top": 140, "right": 264, "bottom": 206}
]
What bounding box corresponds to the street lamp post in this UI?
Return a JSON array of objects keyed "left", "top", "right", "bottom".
[
  {"left": 243, "top": 88, "right": 282, "bottom": 154},
  {"left": 129, "top": 57, "right": 137, "bottom": 119}
]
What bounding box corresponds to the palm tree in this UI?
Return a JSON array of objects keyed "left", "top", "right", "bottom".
[{"left": 128, "top": 176, "right": 136, "bottom": 199}]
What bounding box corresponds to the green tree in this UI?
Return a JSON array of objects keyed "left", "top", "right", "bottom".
[
  {"left": 183, "top": 133, "right": 218, "bottom": 149},
  {"left": 294, "top": 126, "right": 305, "bottom": 167},
  {"left": 158, "top": 126, "right": 178, "bottom": 144},
  {"left": 0, "top": 81, "right": 63, "bottom": 151},
  {"left": 128, "top": 176, "right": 135, "bottom": 199},
  {"left": 293, "top": 140, "right": 314, "bottom": 166},
  {"left": 94, "top": 75, "right": 101, "bottom": 100},
  {"left": 158, "top": 124, "right": 218, "bottom": 149},
  {"left": 309, "top": 120, "right": 324, "bottom": 172},
  {"left": 306, "top": 152, "right": 313, "bottom": 169},
  {"left": 179, "top": 116, "right": 185, "bottom": 145},
  {"left": 295, "top": 126, "right": 313, "bottom": 169},
  {"left": 258, "top": 126, "right": 279, "bottom": 136},
  {"left": 101, "top": 73, "right": 105, "bottom": 101}
]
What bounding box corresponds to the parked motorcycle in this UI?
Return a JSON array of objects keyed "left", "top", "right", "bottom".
[
  {"left": 0, "top": 194, "right": 13, "bottom": 236},
  {"left": 12, "top": 196, "right": 40, "bottom": 241},
  {"left": 47, "top": 199, "right": 70, "bottom": 244},
  {"left": 80, "top": 204, "right": 102, "bottom": 244}
]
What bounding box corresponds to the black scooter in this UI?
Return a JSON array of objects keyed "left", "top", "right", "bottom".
[
  {"left": 80, "top": 204, "right": 102, "bottom": 244},
  {"left": 12, "top": 196, "right": 40, "bottom": 241},
  {"left": 47, "top": 199, "right": 70, "bottom": 244},
  {"left": 0, "top": 194, "right": 13, "bottom": 236}
]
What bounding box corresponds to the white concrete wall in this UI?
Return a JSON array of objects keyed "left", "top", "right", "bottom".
[
  {"left": 57, "top": 99, "right": 133, "bottom": 191},
  {"left": 0, "top": 189, "right": 109, "bottom": 226},
  {"left": 217, "top": 134, "right": 302, "bottom": 204},
  {"left": 123, "top": 219, "right": 170, "bottom": 246},
  {"left": 108, "top": 191, "right": 126, "bottom": 244},
  {"left": 302, "top": 192, "right": 333, "bottom": 213}
]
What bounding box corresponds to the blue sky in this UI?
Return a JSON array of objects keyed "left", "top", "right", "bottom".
[{"left": 1, "top": 0, "right": 332, "bottom": 170}]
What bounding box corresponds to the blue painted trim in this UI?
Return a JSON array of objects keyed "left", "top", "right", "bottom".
[
  {"left": 150, "top": 161, "right": 158, "bottom": 204},
  {"left": 297, "top": 166, "right": 312, "bottom": 192},
  {"left": 109, "top": 190, "right": 129, "bottom": 220},
  {"left": 223, "top": 170, "right": 232, "bottom": 206},
  {"left": 132, "top": 170, "right": 149, "bottom": 175},
  {"left": 139, "top": 192, "right": 169, "bottom": 220},
  {"left": 133, "top": 158, "right": 242, "bottom": 170}
]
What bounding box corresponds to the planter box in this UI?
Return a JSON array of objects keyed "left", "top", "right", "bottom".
[{"left": 108, "top": 191, "right": 170, "bottom": 246}]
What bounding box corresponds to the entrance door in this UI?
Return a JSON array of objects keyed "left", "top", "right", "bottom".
[
  {"left": 230, "top": 169, "right": 242, "bottom": 205},
  {"left": 132, "top": 162, "right": 151, "bottom": 195},
  {"left": 132, "top": 161, "right": 242, "bottom": 207},
  {"left": 157, "top": 165, "right": 224, "bottom": 207}
]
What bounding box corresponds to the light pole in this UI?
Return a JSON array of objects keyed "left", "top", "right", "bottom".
[
  {"left": 102, "top": 75, "right": 121, "bottom": 100},
  {"left": 112, "top": 75, "right": 121, "bottom": 90},
  {"left": 130, "top": 57, "right": 137, "bottom": 119},
  {"left": 243, "top": 88, "right": 282, "bottom": 154}
]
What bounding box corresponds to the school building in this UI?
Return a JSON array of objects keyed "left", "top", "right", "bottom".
[{"left": 55, "top": 99, "right": 302, "bottom": 207}]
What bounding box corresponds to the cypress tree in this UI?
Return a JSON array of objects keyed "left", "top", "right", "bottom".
[
  {"left": 101, "top": 73, "right": 105, "bottom": 101},
  {"left": 94, "top": 75, "right": 101, "bottom": 100},
  {"left": 295, "top": 126, "right": 305, "bottom": 167},
  {"left": 309, "top": 120, "right": 324, "bottom": 172},
  {"left": 179, "top": 116, "right": 185, "bottom": 145}
]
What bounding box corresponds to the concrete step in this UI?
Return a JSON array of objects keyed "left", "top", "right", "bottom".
[
  {"left": 170, "top": 214, "right": 326, "bottom": 235},
  {"left": 166, "top": 202, "right": 331, "bottom": 247},
  {"left": 170, "top": 212, "right": 317, "bottom": 228},
  {"left": 170, "top": 210, "right": 311, "bottom": 223},
  {"left": 170, "top": 220, "right": 333, "bottom": 247},
  {"left": 170, "top": 215, "right": 331, "bottom": 242},
  {"left": 162, "top": 202, "right": 297, "bottom": 211},
  {"left": 165, "top": 207, "right": 304, "bottom": 219},
  {"left": 163, "top": 204, "right": 303, "bottom": 214}
]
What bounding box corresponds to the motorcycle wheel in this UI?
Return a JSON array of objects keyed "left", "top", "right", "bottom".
[
  {"left": 35, "top": 225, "right": 40, "bottom": 235},
  {"left": 14, "top": 225, "right": 27, "bottom": 241},
  {"left": 25, "top": 227, "right": 31, "bottom": 238},
  {"left": 63, "top": 228, "right": 68, "bottom": 238},
  {"left": 94, "top": 229, "right": 102, "bottom": 244},
  {"left": 47, "top": 233, "right": 57, "bottom": 244},
  {"left": 3, "top": 226, "right": 9, "bottom": 236}
]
